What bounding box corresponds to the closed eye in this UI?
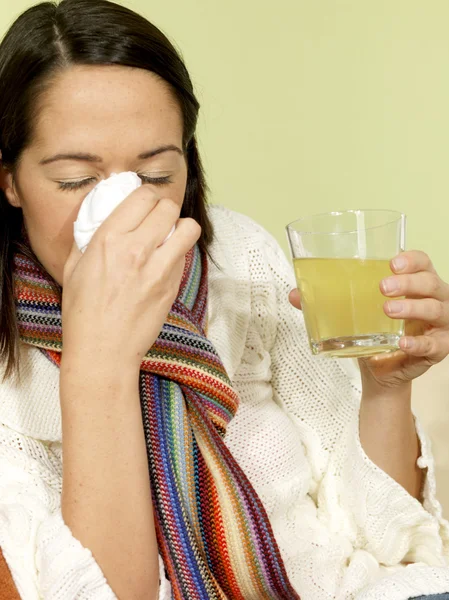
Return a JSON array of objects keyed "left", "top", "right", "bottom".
[{"left": 57, "top": 174, "right": 173, "bottom": 192}]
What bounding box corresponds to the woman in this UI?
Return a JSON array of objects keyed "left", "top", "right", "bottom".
[{"left": 0, "top": 1, "right": 448, "bottom": 599}]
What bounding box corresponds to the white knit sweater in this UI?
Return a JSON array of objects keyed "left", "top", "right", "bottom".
[{"left": 1, "top": 205, "right": 449, "bottom": 600}]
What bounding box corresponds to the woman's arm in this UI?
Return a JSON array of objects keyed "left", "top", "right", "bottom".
[
  {"left": 56, "top": 187, "right": 200, "bottom": 599},
  {"left": 356, "top": 248, "right": 449, "bottom": 502},
  {"left": 359, "top": 375, "right": 423, "bottom": 500},
  {"left": 256, "top": 216, "right": 449, "bottom": 551},
  {"left": 60, "top": 353, "right": 159, "bottom": 600}
]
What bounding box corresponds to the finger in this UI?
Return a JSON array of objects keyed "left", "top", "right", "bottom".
[
  {"left": 399, "top": 334, "right": 448, "bottom": 363},
  {"left": 390, "top": 250, "right": 436, "bottom": 275},
  {"left": 131, "top": 198, "right": 182, "bottom": 249},
  {"left": 153, "top": 218, "right": 202, "bottom": 263},
  {"left": 99, "top": 185, "right": 163, "bottom": 235},
  {"left": 380, "top": 271, "right": 446, "bottom": 301},
  {"left": 384, "top": 297, "right": 447, "bottom": 325},
  {"left": 289, "top": 289, "right": 302, "bottom": 310}
]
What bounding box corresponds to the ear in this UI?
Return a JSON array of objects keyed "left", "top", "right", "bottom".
[{"left": 0, "top": 150, "right": 21, "bottom": 208}]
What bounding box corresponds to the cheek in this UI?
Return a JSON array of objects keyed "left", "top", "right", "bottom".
[
  {"left": 175, "top": 163, "right": 189, "bottom": 207},
  {"left": 18, "top": 180, "right": 82, "bottom": 285}
]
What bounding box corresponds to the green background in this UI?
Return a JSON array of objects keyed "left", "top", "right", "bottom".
[{"left": 2, "top": 0, "right": 449, "bottom": 278}]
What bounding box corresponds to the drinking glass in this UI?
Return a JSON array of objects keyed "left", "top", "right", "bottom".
[{"left": 286, "top": 209, "right": 406, "bottom": 358}]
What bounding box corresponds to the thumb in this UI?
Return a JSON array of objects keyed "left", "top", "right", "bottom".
[
  {"left": 289, "top": 288, "right": 302, "bottom": 310},
  {"left": 63, "top": 238, "right": 83, "bottom": 284}
]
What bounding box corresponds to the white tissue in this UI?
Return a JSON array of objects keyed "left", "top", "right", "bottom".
[{"left": 74, "top": 171, "right": 176, "bottom": 253}]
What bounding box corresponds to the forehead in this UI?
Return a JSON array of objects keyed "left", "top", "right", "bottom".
[{"left": 31, "top": 65, "right": 183, "bottom": 152}]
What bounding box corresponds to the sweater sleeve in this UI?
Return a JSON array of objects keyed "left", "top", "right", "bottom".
[
  {"left": 255, "top": 222, "right": 449, "bottom": 597},
  {"left": 0, "top": 422, "right": 171, "bottom": 600}
]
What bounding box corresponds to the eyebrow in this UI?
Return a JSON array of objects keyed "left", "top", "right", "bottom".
[{"left": 39, "top": 144, "right": 184, "bottom": 166}]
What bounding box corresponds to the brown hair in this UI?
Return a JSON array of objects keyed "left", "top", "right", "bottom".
[{"left": 0, "top": 0, "right": 213, "bottom": 381}]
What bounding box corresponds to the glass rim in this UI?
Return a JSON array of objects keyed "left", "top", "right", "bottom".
[{"left": 286, "top": 209, "right": 406, "bottom": 236}]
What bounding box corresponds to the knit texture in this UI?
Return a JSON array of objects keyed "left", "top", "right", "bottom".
[
  {"left": 1, "top": 205, "right": 449, "bottom": 599},
  {"left": 13, "top": 241, "right": 299, "bottom": 600}
]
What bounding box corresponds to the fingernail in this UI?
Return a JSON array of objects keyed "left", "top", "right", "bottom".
[
  {"left": 392, "top": 257, "right": 407, "bottom": 272},
  {"left": 381, "top": 278, "right": 399, "bottom": 294},
  {"left": 387, "top": 300, "right": 404, "bottom": 314}
]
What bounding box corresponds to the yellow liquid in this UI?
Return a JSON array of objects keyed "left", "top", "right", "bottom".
[{"left": 293, "top": 258, "right": 404, "bottom": 357}]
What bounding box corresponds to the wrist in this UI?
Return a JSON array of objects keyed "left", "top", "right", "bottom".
[
  {"left": 361, "top": 379, "right": 412, "bottom": 404},
  {"left": 60, "top": 348, "right": 141, "bottom": 388},
  {"left": 359, "top": 361, "right": 412, "bottom": 403}
]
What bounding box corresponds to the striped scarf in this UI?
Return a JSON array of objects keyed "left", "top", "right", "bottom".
[{"left": 13, "top": 243, "right": 300, "bottom": 600}]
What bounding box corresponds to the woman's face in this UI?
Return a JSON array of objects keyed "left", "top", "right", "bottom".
[{"left": 2, "top": 65, "right": 188, "bottom": 285}]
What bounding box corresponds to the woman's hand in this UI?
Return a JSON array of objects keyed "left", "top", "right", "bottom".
[
  {"left": 289, "top": 250, "right": 449, "bottom": 390},
  {"left": 61, "top": 187, "right": 201, "bottom": 370}
]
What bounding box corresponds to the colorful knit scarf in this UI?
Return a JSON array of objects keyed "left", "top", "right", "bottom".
[{"left": 13, "top": 243, "right": 300, "bottom": 600}]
